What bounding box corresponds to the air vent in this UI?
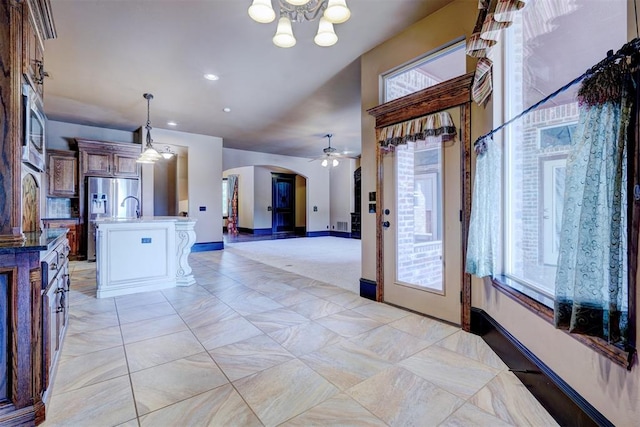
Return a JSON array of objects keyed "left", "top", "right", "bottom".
[{"left": 337, "top": 221, "right": 348, "bottom": 231}]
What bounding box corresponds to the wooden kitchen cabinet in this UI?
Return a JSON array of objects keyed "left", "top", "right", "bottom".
[
  {"left": 47, "top": 149, "right": 77, "bottom": 197},
  {"left": 77, "top": 139, "right": 140, "bottom": 178},
  {"left": 42, "top": 219, "right": 81, "bottom": 260}
]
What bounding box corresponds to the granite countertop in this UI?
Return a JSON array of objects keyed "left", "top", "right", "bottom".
[
  {"left": 0, "top": 229, "right": 68, "bottom": 254},
  {"left": 95, "top": 216, "right": 196, "bottom": 224}
]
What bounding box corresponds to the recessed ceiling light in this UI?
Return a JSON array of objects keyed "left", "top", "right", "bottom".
[
  {"left": 167, "top": 121, "right": 177, "bottom": 127},
  {"left": 204, "top": 73, "right": 219, "bottom": 81},
  {"left": 223, "top": 107, "right": 231, "bottom": 113}
]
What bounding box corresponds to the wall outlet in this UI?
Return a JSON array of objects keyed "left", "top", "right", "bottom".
[
  {"left": 313, "top": 206, "right": 318, "bottom": 212},
  {"left": 199, "top": 206, "right": 206, "bottom": 211}
]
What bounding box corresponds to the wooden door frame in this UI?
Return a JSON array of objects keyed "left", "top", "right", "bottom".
[{"left": 367, "top": 72, "right": 474, "bottom": 331}]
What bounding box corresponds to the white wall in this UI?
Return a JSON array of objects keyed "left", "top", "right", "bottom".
[
  {"left": 329, "top": 159, "right": 356, "bottom": 232},
  {"left": 223, "top": 166, "right": 254, "bottom": 229},
  {"left": 223, "top": 148, "right": 331, "bottom": 233},
  {"left": 47, "top": 120, "right": 136, "bottom": 150},
  {"left": 254, "top": 167, "right": 274, "bottom": 229},
  {"left": 141, "top": 127, "right": 223, "bottom": 245}
]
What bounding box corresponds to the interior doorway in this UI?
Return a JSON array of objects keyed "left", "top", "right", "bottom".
[{"left": 272, "top": 173, "right": 296, "bottom": 234}]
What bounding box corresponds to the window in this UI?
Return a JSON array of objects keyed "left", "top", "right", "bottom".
[
  {"left": 501, "top": 0, "right": 627, "bottom": 304},
  {"left": 222, "top": 178, "right": 228, "bottom": 218},
  {"left": 383, "top": 40, "right": 466, "bottom": 103}
]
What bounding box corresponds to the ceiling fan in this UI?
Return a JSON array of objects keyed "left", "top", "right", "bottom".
[{"left": 312, "top": 134, "right": 356, "bottom": 167}]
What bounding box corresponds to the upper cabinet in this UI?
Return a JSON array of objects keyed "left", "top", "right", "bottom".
[
  {"left": 22, "top": 0, "right": 56, "bottom": 99},
  {"left": 47, "top": 149, "right": 77, "bottom": 197},
  {"left": 77, "top": 139, "right": 141, "bottom": 178}
]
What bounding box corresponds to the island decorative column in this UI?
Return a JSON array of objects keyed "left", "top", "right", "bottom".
[{"left": 175, "top": 218, "right": 197, "bottom": 286}]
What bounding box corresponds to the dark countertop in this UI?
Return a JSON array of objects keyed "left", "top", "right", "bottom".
[{"left": 0, "top": 229, "right": 68, "bottom": 254}]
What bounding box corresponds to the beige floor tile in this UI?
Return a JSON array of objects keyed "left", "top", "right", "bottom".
[
  {"left": 281, "top": 393, "right": 386, "bottom": 426},
  {"left": 348, "top": 324, "right": 431, "bottom": 363},
  {"left": 436, "top": 330, "right": 508, "bottom": 371},
  {"left": 52, "top": 346, "right": 129, "bottom": 394},
  {"left": 66, "top": 307, "right": 120, "bottom": 335},
  {"left": 324, "top": 292, "right": 373, "bottom": 310},
  {"left": 43, "top": 376, "right": 136, "bottom": 427},
  {"left": 315, "top": 310, "right": 383, "bottom": 338},
  {"left": 347, "top": 366, "right": 463, "bottom": 427},
  {"left": 208, "top": 334, "right": 294, "bottom": 381},
  {"left": 399, "top": 345, "right": 500, "bottom": 399},
  {"left": 115, "top": 291, "right": 167, "bottom": 310},
  {"left": 120, "top": 313, "right": 189, "bottom": 344},
  {"left": 60, "top": 325, "right": 123, "bottom": 358},
  {"left": 234, "top": 359, "right": 338, "bottom": 426},
  {"left": 139, "top": 384, "right": 262, "bottom": 427},
  {"left": 160, "top": 284, "right": 213, "bottom": 302},
  {"left": 268, "top": 321, "right": 344, "bottom": 356},
  {"left": 117, "top": 300, "right": 177, "bottom": 324},
  {"left": 191, "top": 316, "right": 263, "bottom": 350},
  {"left": 352, "top": 302, "right": 411, "bottom": 323},
  {"left": 440, "top": 403, "right": 515, "bottom": 427},
  {"left": 273, "top": 288, "right": 318, "bottom": 306},
  {"left": 224, "top": 291, "right": 284, "bottom": 316},
  {"left": 125, "top": 330, "right": 204, "bottom": 372},
  {"left": 389, "top": 313, "right": 459, "bottom": 344},
  {"left": 114, "top": 419, "right": 139, "bottom": 427},
  {"left": 300, "top": 340, "right": 391, "bottom": 390},
  {"left": 172, "top": 295, "right": 239, "bottom": 330},
  {"left": 303, "top": 283, "right": 349, "bottom": 298},
  {"left": 288, "top": 296, "right": 345, "bottom": 319},
  {"left": 245, "top": 307, "right": 309, "bottom": 333},
  {"left": 131, "top": 352, "right": 228, "bottom": 415},
  {"left": 470, "top": 371, "right": 560, "bottom": 426}
]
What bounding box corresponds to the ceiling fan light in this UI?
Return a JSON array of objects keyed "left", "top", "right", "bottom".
[
  {"left": 285, "top": 0, "right": 311, "bottom": 5},
  {"left": 332, "top": 158, "right": 339, "bottom": 167},
  {"left": 273, "top": 16, "right": 297, "bottom": 48},
  {"left": 314, "top": 17, "right": 338, "bottom": 47},
  {"left": 324, "top": 0, "right": 350, "bottom": 24},
  {"left": 321, "top": 159, "right": 328, "bottom": 167},
  {"left": 249, "top": 0, "right": 276, "bottom": 23}
]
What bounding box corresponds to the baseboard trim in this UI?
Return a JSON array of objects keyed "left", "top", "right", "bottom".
[
  {"left": 306, "top": 231, "right": 330, "bottom": 237},
  {"left": 330, "top": 231, "right": 352, "bottom": 238},
  {"left": 470, "top": 308, "right": 613, "bottom": 427},
  {"left": 359, "top": 277, "right": 377, "bottom": 301},
  {"left": 192, "top": 241, "right": 224, "bottom": 252},
  {"left": 237, "top": 227, "right": 273, "bottom": 235},
  {"left": 295, "top": 227, "right": 306, "bottom": 236}
]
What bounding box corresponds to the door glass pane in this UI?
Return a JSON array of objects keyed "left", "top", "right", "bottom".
[{"left": 395, "top": 140, "right": 443, "bottom": 291}]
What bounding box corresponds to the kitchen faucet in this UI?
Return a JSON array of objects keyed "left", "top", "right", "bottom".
[{"left": 120, "top": 196, "right": 140, "bottom": 218}]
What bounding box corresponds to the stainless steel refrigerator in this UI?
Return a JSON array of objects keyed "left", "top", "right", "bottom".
[{"left": 86, "top": 177, "right": 139, "bottom": 261}]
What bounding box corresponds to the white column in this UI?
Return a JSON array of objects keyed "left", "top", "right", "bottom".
[{"left": 175, "top": 218, "right": 197, "bottom": 286}]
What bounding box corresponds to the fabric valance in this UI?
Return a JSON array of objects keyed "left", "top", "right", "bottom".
[
  {"left": 376, "top": 111, "right": 457, "bottom": 149},
  {"left": 466, "top": 0, "right": 526, "bottom": 106}
]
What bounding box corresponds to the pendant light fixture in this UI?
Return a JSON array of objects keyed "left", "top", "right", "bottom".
[
  {"left": 137, "top": 93, "right": 162, "bottom": 164},
  {"left": 248, "top": 0, "right": 350, "bottom": 48}
]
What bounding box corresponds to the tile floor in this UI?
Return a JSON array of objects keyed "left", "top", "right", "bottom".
[{"left": 42, "top": 250, "right": 558, "bottom": 427}]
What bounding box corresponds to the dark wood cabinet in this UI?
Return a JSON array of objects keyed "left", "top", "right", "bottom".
[
  {"left": 351, "top": 167, "right": 361, "bottom": 239},
  {"left": 42, "top": 219, "right": 81, "bottom": 260},
  {"left": 47, "top": 149, "right": 77, "bottom": 197},
  {"left": 77, "top": 139, "right": 140, "bottom": 178}
]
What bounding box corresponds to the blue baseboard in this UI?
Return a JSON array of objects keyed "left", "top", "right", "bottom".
[
  {"left": 192, "top": 241, "right": 224, "bottom": 252},
  {"left": 238, "top": 227, "right": 273, "bottom": 236},
  {"left": 330, "top": 231, "right": 352, "bottom": 238},
  {"left": 306, "top": 230, "right": 330, "bottom": 237},
  {"left": 359, "top": 278, "right": 377, "bottom": 301}
]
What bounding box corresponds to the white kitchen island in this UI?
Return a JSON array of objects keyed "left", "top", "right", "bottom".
[{"left": 95, "top": 216, "right": 197, "bottom": 298}]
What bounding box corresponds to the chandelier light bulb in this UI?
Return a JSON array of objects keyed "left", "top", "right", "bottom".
[
  {"left": 324, "top": 0, "right": 351, "bottom": 24},
  {"left": 273, "top": 16, "right": 297, "bottom": 48},
  {"left": 332, "top": 158, "right": 339, "bottom": 167},
  {"left": 321, "top": 159, "right": 328, "bottom": 167},
  {"left": 285, "top": 0, "right": 311, "bottom": 5},
  {"left": 248, "top": 0, "right": 276, "bottom": 23},
  {"left": 314, "top": 16, "right": 338, "bottom": 47}
]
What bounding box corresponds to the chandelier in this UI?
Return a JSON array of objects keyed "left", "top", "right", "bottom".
[
  {"left": 248, "top": 0, "right": 351, "bottom": 48},
  {"left": 137, "top": 93, "right": 162, "bottom": 164}
]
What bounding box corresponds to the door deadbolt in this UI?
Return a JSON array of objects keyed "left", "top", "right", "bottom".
[{"left": 382, "top": 221, "right": 390, "bottom": 228}]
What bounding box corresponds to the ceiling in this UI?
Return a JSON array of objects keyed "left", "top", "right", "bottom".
[{"left": 43, "top": 0, "right": 454, "bottom": 159}]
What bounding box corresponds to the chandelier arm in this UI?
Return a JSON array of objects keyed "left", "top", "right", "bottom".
[{"left": 279, "top": 0, "right": 326, "bottom": 22}]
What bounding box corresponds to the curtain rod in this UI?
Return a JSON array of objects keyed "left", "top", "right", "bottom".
[{"left": 474, "top": 37, "right": 640, "bottom": 153}]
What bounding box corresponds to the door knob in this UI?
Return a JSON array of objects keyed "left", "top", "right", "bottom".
[
  {"left": 384, "top": 209, "right": 390, "bottom": 215},
  {"left": 382, "top": 221, "right": 390, "bottom": 228}
]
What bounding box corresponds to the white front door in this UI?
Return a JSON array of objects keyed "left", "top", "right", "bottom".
[{"left": 382, "top": 107, "right": 462, "bottom": 325}]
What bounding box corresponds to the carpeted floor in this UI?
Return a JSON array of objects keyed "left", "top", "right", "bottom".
[{"left": 224, "top": 236, "right": 361, "bottom": 293}]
